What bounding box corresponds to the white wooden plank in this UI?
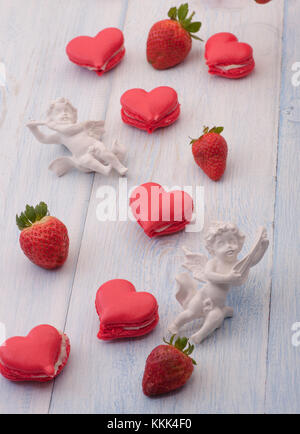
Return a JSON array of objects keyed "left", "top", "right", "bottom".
[
  {"left": 50, "top": 0, "right": 283, "bottom": 413},
  {"left": 0, "top": 0, "right": 125, "bottom": 414},
  {"left": 265, "top": 0, "right": 300, "bottom": 414}
]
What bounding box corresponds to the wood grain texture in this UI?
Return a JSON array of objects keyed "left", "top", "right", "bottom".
[
  {"left": 265, "top": 0, "right": 300, "bottom": 414},
  {"left": 47, "top": 0, "right": 284, "bottom": 414},
  {"left": 0, "top": 0, "right": 125, "bottom": 414},
  {"left": 1, "top": 0, "right": 296, "bottom": 414}
]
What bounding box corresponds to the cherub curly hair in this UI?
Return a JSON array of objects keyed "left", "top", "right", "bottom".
[
  {"left": 205, "top": 221, "right": 245, "bottom": 255},
  {"left": 46, "top": 97, "right": 77, "bottom": 122}
]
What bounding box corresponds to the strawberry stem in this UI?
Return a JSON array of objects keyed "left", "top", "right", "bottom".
[
  {"left": 16, "top": 202, "right": 49, "bottom": 230},
  {"left": 190, "top": 126, "right": 224, "bottom": 143},
  {"left": 167, "top": 3, "right": 203, "bottom": 41},
  {"left": 163, "top": 334, "right": 197, "bottom": 365}
]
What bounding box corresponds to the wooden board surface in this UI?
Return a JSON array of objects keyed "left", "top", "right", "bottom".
[
  {"left": 1, "top": 0, "right": 299, "bottom": 414},
  {"left": 265, "top": 0, "right": 300, "bottom": 415}
]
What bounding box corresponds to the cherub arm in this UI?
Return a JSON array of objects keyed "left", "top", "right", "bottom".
[
  {"left": 204, "top": 260, "right": 242, "bottom": 285},
  {"left": 46, "top": 121, "right": 85, "bottom": 136},
  {"left": 47, "top": 120, "right": 105, "bottom": 138},
  {"left": 27, "top": 121, "right": 61, "bottom": 144}
]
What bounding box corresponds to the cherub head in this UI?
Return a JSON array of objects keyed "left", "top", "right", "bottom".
[
  {"left": 205, "top": 221, "right": 245, "bottom": 263},
  {"left": 46, "top": 97, "right": 77, "bottom": 124}
]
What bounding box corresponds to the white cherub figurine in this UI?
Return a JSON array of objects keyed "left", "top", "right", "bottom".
[
  {"left": 168, "top": 222, "right": 269, "bottom": 344},
  {"left": 27, "top": 97, "right": 128, "bottom": 177}
]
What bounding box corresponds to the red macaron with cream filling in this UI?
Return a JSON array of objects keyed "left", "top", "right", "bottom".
[
  {"left": 120, "top": 86, "right": 180, "bottom": 133},
  {"left": 66, "top": 27, "right": 125, "bottom": 76},
  {"left": 130, "top": 182, "right": 194, "bottom": 237},
  {"left": 205, "top": 32, "right": 255, "bottom": 79},
  {"left": 0, "top": 325, "right": 70, "bottom": 382},
  {"left": 95, "top": 279, "right": 159, "bottom": 340}
]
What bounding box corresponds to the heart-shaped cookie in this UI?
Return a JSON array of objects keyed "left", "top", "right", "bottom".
[
  {"left": 0, "top": 325, "right": 70, "bottom": 382},
  {"left": 205, "top": 32, "right": 255, "bottom": 79},
  {"left": 95, "top": 279, "right": 159, "bottom": 340},
  {"left": 66, "top": 27, "right": 125, "bottom": 76},
  {"left": 130, "top": 182, "right": 194, "bottom": 238},
  {"left": 120, "top": 86, "right": 180, "bottom": 133}
]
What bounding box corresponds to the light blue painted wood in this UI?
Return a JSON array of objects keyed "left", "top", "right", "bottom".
[
  {"left": 49, "top": 0, "right": 284, "bottom": 414},
  {"left": 265, "top": 0, "right": 300, "bottom": 414},
  {"left": 0, "top": 0, "right": 125, "bottom": 414},
  {"left": 1, "top": 0, "right": 294, "bottom": 414}
]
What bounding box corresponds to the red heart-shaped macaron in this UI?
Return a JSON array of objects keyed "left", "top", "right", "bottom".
[
  {"left": 66, "top": 27, "right": 125, "bottom": 76},
  {"left": 0, "top": 325, "right": 70, "bottom": 381},
  {"left": 120, "top": 86, "right": 180, "bottom": 133},
  {"left": 205, "top": 32, "right": 255, "bottom": 79},
  {"left": 130, "top": 182, "right": 193, "bottom": 238},
  {"left": 95, "top": 279, "right": 159, "bottom": 340}
]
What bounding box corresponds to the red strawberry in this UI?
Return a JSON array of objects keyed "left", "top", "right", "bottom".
[
  {"left": 254, "top": 0, "right": 272, "bottom": 3},
  {"left": 191, "top": 126, "right": 228, "bottom": 181},
  {"left": 142, "top": 336, "right": 196, "bottom": 396},
  {"left": 146, "top": 3, "right": 202, "bottom": 70},
  {"left": 16, "top": 202, "right": 69, "bottom": 270}
]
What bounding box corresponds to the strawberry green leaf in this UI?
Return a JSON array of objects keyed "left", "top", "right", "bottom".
[
  {"left": 189, "top": 136, "right": 197, "bottom": 144},
  {"left": 196, "top": 125, "right": 224, "bottom": 139},
  {"left": 168, "top": 6, "right": 177, "bottom": 20},
  {"left": 174, "top": 336, "right": 182, "bottom": 350},
  {"left": 168, "top": 4, "right": 202, "bottom": 41},
  {"left": 16, "top": 213, "right": 31, "bottom": 230},
  {"left": 190, "top": 34, "right": 204, "bottom": 41},
  {"left": 192, "top": 125, "right": 224, "bottom": 141},
  {"left": 175, "top": 337, "right": 188, "bottom": 351},
  {"left": 16, "top": 202, "right": 49, "bottom": 230},
  {"left": 186, "top": 344, "right": 195, "bottom": 355},
  {"left": 180, "top": 337, "right": 188, "bottom": 350},
  {"left": 183, "top": 344, "right": 191, "bottom": 355},
  {"left": 164, "top": 335, "right": 197, "bottom": 364},
  {"left": 178, "top": 3, "right": 189, "bottom": 21},
  {"left": 209, "top": 126, "right": 224, "bottom": 134},
  {"left": 35, "top": 202, "right": 48, "bottom": 220},
  {"left": 185, "top": 21, "right": 202, "bottom": 33},
  {"left": 185, "top": 11, "right": 195, "bottom": 24},
  {"left": 25, "top": 205, "right": 36, "bottom": 223}
]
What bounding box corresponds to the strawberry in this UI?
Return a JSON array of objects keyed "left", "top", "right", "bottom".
[
  {"left": 16, "top": 202, "right": 69, "bottom": 270},
  {"left": 142, "top": 335, "right": 196, "bottom": 396},
  {"left": 146, "top": 3, "right": 202, "bottom": 70},
  {"left": 254, "top": 0, "right": 272, "bottom": 3},
  {"left": 190, "top": 126, "right": 228, "bottom": 181}
]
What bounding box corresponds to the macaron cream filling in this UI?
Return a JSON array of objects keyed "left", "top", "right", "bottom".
[
  {"left": 123, "top": 317, "right": 157, "bottom": 331},
  {"left": 216, "top": 63, "right": 250, "bottom": 71}
]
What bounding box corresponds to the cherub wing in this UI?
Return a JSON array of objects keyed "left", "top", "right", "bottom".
[
  {"left": 233, "top": 227, "right": 269, "bottom": 274},
  {"left": 175, "top": 273, "right": 198, "bottom": 308},
  {"left": 84, "top": 120, "right": 105, "bottom": 140},
  {"left": 182, "top": 246, "right": 208, "bottom": 282}
]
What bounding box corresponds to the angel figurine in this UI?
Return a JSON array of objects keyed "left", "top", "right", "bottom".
[
  {"left": 27, "top": 97, "right": 128, "bottom": 177},
  {"left": 168, "top": 222, "right": 269, "bottom": 344}
]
